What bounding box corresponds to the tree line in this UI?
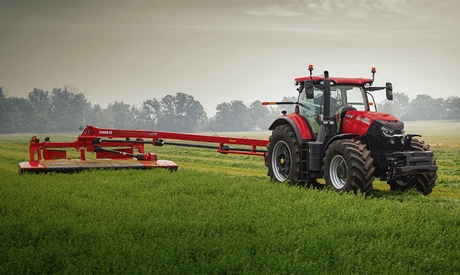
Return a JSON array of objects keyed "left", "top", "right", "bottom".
[
  {"left": 0, "top": 86, "right": 459, "bottom": 134},
  {"left": 0, "top": 86, "right": 293, "bottom": 134},
  {"left": 377, "top": 92, "right": 460, "bottom": 121}
]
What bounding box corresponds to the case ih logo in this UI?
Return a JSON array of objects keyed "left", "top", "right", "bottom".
[
  {"left": 99, "top": 130, "right": 112, "bottom": 135},
  {"left": 356, "top": 116, "right": 371, "bottom": 125}
]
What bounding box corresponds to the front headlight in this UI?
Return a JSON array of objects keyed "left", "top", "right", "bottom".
[{"left": 380, "top": 126, "right": 394, "bottom": 137}]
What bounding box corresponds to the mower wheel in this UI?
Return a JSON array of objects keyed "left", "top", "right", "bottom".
[
  {"left": 388, "top": 139, "right": 437, "bottom": 195},
  {"left": 323, "top": 139, "right": 374, "bottom": 195},
  {"left": 266, "top": 125, "right": 301, "bottom": 184}
]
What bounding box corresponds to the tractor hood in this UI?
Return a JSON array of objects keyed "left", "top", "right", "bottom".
[
  {"left": 341, "top": 110, "right": 400, "bottom": 136},
  {"left": 346, "top": 110, "right": 399, "bottom": 122}
]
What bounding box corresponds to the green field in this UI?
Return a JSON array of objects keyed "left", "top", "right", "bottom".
[{"left": 1, "top": 121, "right": 460, "bottom": 274}]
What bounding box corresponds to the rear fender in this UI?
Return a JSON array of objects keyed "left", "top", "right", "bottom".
[{"left": 268, "top": 114, "right": 313, "bottom": 142}]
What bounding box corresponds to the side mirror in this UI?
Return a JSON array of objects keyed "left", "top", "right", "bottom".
[
  {"left": 305, "top": 80, "right": 314, "bottom": 99},
  {"left": 386, "top": 82, "right": 393, "bottom": 100}
]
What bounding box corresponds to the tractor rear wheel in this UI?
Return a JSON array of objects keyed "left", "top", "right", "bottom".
[
  {"left": 266, "top": 125, "right": 301, "bottom": 184},
  {"left": 388, "top": 139, "right": 437, "bottom": 195},
  {"left": 323, "top": 139, "right": 374, "bottom": 195}
]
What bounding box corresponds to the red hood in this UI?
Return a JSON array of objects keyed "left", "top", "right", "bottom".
[
  {"left": 348, "top": 110, "right": 399, "bottom": 122},
  {"left": 341, "top": 110, "right": 399, "bottom": 136}
]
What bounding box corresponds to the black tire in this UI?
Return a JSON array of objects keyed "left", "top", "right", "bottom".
[
  {"left": 388, "top": 139, "right": 437, "bottom": 195},
  {"left": 266, "top": 125, "right": 301, "bottom": 184},
  {"left": 323, "top": 139, "right": 375, "bottom": 195}
]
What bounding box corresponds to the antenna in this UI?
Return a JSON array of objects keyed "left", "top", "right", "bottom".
[{"left": 308, "top": 64, "right": 314, "bottom": 79}]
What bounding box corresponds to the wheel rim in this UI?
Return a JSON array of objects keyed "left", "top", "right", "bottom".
[
  {"left": 329, "top": 155, "right": 347, "bottom": 189},
  {"left": 271, "top": 140, "right": 291, "bottom": 181}
]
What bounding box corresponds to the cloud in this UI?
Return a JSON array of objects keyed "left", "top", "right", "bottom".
[
  {"left": 378, "top": 0, "right": 410, "bottom": 15},
  {"left": 245, "top": 5, "right": 304, "bottom": 16},
  {"left": 243, "top": 0, "right": 416, "bottom": 19},
  {"left": 244, "top": 0, "right": 368, "bottom": 18}
]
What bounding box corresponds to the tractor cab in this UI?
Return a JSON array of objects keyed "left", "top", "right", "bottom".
[
  {"left": 297, "top": 83, "right": 370, "bottom": 135},
  {"left": 294, "top": 66, "right": 393, "bottom": 138}
]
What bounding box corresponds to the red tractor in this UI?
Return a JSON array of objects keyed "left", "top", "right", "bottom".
[{"left": 264, "top": 66, "right": 438, "bottom": 195}]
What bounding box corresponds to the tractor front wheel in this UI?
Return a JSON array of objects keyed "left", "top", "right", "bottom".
[
  {"left": 323, "top": 139, "right": 375, "bottom": 195},
  {"left": 388, "top": 139, "right": 437, "bottom": 195},
  {"left": 266, "top": 125, "right": 301, "bottom": 184}
]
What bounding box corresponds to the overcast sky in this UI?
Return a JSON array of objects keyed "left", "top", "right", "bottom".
[{"left": 1, "top": 0, "right": 459, "bottom": 116}]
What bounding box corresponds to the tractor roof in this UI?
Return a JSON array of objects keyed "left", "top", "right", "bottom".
[{"left": 295, "top": 75, "right": 374, "bottom": 85}]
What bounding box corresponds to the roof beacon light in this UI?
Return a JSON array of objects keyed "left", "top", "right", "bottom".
[
  {"left": 371, "top": 67, "right": 376, "bottom": 82},
  {"left": 308, "top": 64, "right": 314, "bottom": 79}
]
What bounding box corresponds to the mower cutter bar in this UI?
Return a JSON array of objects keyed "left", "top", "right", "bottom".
[
  {"left": 19, "top": 159, "right": 178, "bottom": 174},
  {"left": 19, "top": 125, "right": 269, "bottom": 174}
]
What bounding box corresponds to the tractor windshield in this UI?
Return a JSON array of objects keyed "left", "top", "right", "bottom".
[{"left": 299, "top": 85, "right": 368, "bottom": 134}]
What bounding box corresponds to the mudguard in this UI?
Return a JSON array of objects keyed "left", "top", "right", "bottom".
[
  {"left": 324, "top": 133, "right": 359, "bottom": 152},
  {"left": 268, "top": 113, "right": 313, "bottom": 142}
]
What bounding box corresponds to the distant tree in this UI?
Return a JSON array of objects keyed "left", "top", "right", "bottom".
[
  {"left": 378, "top": 92, "right": 410, "bottom": 119},
  {"left": 0, "top": 97, "right": 36, "bottom": 133},
  {"left": 211, "top": 100, "right": 251, "bottom": 131},
  {"left": 28, "top": 88, "right": 51, "bottom": 114},
  {"left": 157, "top": 93, "right": 207, "bottom": 132},
  {"left": 0, "top": 87, "right": 39, "bottom": 133},
  {"left": 10, "top": 97, "right": 36, "bottom": 132},
  {"left": 249, "top": 100, "right": 276, "bottom": 130},
  {"left": 136, "top": 98, "right": 161, "bottom": 129},
  {"left": 446, "top": 96, "right": 460, "bottom": 119},
  {"left": 107, "top": 101, "right": 137, "bottom": 129},
  {"left": 27, "top": 88, "right": 52, "bottom": 131},
  {"left": 87, "top": 104, "right": 115, "bottom": 128},
  {"left": 49, "top": 86, "right": 91, "bottom": 131},
  {"left": 403, "top": 94, "right": 446, "bottom": 121}
]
